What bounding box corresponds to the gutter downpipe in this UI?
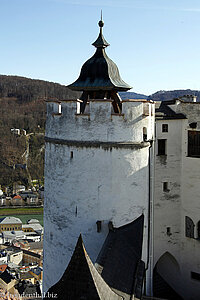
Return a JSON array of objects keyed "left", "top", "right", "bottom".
[{"left": 145, "top": 137, "right": 154, "bottom": 297}]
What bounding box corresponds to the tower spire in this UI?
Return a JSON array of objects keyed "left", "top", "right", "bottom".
[
  {"left": 68, "top": 16, "right": 132, "bottom": 106},
  {"left": 92, "top": 12, "right": 110, "bottom": 48}
]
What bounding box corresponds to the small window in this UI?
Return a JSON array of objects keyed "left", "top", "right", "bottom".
[
  {"left": 162, "top": 124, "right": 168, "bottom": 132},
  {"left": 167, "top": 227, "right": 171, "bottom": 236},
  {"left": 96, "top": 221, "right": 102, "bottom": 233},
  {"left": 197, "top": 221, "right": 200, "bottom": 239},
  {"left": 58, "top": 103, "right": 62, "bottom": 114},
  {"left": 188, "top": 131, "right": 200, "bottom": 157},
  {"left": 70, "top": 151, "right": 73, "bottom": 159},
  {"left": 77, "top": 102, "right": 81, "bottom": 114},
  {"left": 189, "top": 122, "right": 197, "bottom": 129},
  {"left": 84, "top": 103, "right": 90, "bottom": 114},
  {"left": 158, "top": 139, "right": 166, "bottom": 155},
  {"left": 185, "top": 216, "right": 195, "bottom": 238},
  {"left": 191, "top": 272, "right": 200, "bottom": 281},
  {"left": 143, "top": 127, "right": 147, "bottom": 141},
  {"left": 163, "top": 182, "right": 169, "bottom": 192}
]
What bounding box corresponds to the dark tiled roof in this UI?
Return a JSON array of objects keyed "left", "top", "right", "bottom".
[
  {"left": 29, "top": 241, "right": 43, "bottom": 250},
  {"left": 0, "top": 269, "right": 14, "bottom": 284},
  {"left": 68, "top": 20, "right": 131, "bottom": 92},
  {"left": 95, "top": 214, "right": 144, "bottom": 299},
  {"left": 22, "top": 249, "right": 41, "bottom": 259},
  {"left": 15, "top": 281, "right": 41, "bottom": 297},
  {"left": 155, "top": 101, "right": 186, "bottom": 120},
  {"left": 30, "top": 266, "right": 42, "bottom": 276},
  {"left": 45, "top": 235, "right": 122, "bottom": 300},
  {"left": 6, "top": 246, "right": 23, "bottom": 254},
  {"left": 68, "top": 48, "right": 132, "bottom": 92},
  {"left": 20, "top": 272, "right": 34, "bottom": 280}
]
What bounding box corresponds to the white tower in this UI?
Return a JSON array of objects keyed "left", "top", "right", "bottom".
[{"left": 43, "top": 18, "right": 155, "bottom": 294}]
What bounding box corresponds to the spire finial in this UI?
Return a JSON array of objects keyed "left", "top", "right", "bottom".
[
  {"left": 92, "top": 12, "right": 109, "bottom": 48},
  {"left": 98, "top": 10, "right": 104, "bottom": 28}
]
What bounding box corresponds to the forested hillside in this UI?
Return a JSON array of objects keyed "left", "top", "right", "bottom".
[
  {"left": 0, "top": 75, "right": 80, "bottom": 101},
  {"left": 0, "top": 75, "right": 80, "bottom": 187},
  {"left": 148, "top": 89, "right": 200, "bottom": 102}
]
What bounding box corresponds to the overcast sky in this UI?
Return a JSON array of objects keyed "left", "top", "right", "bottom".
[{"left": 1, "top": 0, "right": 200, "bottom": 95}]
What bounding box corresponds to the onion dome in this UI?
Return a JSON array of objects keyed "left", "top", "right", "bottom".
[{"left": 68, "top": 17, "right": 132, "bottom": 95}]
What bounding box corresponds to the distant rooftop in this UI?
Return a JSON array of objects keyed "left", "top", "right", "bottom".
[
  {"left": 0, "top": 269, "right": 15, "bottom": 284},
  {"left": 0, "top": 217, "right": 22, "bottom": 225},
  {"left": 155, "top": 101, "right": 186, "bottom": 120},
  {"left": 0, "top": 264, "right": 7, "bottom": 273},
  {"left": 27, "top": 219, "right": 40, "bottom": 224}
]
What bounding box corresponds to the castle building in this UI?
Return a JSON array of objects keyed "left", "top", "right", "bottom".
[
  {"left": 43, "top": 17, "right": 155, "bottom": 298},
  {"left": 153, "top": 97, "right": 200, "bottom": 299}
]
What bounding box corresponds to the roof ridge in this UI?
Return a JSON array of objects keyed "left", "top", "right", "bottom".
[
  {"left": 81, "top": 236, "right": 122, "bottom": 299},
  {"left": 45, "top": 234, "right": 122, "bottom": 300}
]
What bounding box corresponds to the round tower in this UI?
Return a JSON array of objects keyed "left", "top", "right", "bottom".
[{"left": 43, "top": 17, "right": 155, "bottom": 293}]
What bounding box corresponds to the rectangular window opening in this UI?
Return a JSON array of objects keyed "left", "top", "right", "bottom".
[
  {"left": 96, "top": 221, "right": 102, "bottom": 233},
  {"left": 191, "top": 272, "right": 200, "bottom": 281},
  {"left": 143, "top": 127, "right": 147, "bottom": 141},
  {"left": 162, "top": 124, "right": 168, "bottom": 132},
  {"left": 163, "top": 182, "right": 169, "bottom": 192},
  {"left": 167, "top": 227, "right": 171, "bottom": 236},
  {"left": 188, "top": 130, "right": 200, "bottom": 158},
  {"left": 70, "top": 151, "right": 73, "bottom": 159},
  {"left": 58, "top": 103, "right": 62, "bottom": 114},
  {"left": 77, "top": 102, "right": 81, "bottom": 114},
  {"left": 158, "top": 139, "right": 166, "bottom": 155}
]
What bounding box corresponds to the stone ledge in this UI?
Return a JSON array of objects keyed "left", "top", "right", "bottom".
[{"left": 45, "top": 137, "right": 150, "bottom": 149}]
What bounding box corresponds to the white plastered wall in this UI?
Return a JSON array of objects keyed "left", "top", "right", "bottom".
[{"left": 44, "top": 99, "right": 155, "bottom": 291}]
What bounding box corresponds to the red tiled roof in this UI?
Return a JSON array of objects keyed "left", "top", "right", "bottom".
[
  {"left": 13, "top": 195, "right": 22, "bottom": 200},
  {"left": 0, "top": 264, "right": 7, "bottom": 273}
]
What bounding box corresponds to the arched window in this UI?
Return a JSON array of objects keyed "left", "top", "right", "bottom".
[
  {"left": 197, "top": 221, "right": 200, "bottom": 239},
  {"left": 185, "top": 216, "right": 195, "bottom": 238}
]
